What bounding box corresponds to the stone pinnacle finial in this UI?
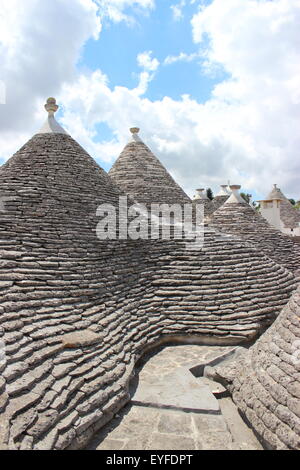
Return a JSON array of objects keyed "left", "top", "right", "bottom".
[
  {"left": 45, "top": 97, "right": 59, "bottom": 115},
  {"left": 38, "top": 97, "right": 67, "bottom": 135},
  {"left": 130, "top": 127, "right": 140, "bottom": 135},
  {"left": 194, "top": 188, "right": 208, "bottom": 200},
  {"left": 225, "top": 184, "right": 245, "bottom": 204}
]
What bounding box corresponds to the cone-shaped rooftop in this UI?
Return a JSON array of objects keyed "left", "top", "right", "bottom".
[
  {"left": 217, "top": 285, "right": 300, "bottom": 450},
  {"left": 193, "top": 188, "right": 214, "bottom": 220},
  {"left": 0, "top": 100, "right": 297, "bottom": 450},
  {"left": 207, "top": 184, "right": 231, "bottom": 215},
  {"left": 264, "top": 184, "right": 300, "bottom": 229},
  {"left": 210, "top": 185, "right": 300, "bottom": 273},
  {"left": 109, "top": 128, "right": 191, "bottom": 206},
  {"left": 193, "top": 188, "right": 209, "bottom": 200},
  {"left": 216, "top": 185, "right": 231, "bottom": 197}
]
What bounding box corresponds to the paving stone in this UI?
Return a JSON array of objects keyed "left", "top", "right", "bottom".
[
  {"left": 157, "top": 411, "right": 193, "bottom": 436},
  {"left": 132, "top": 367, "right": 220, "bottom": 413},
  {"left": 147, "top": 433, "right": 196, "bottom": 450},
  {"left": 96, "top": 438, "right": 126, "bottom": 450},
  {"left": 192, "top": 414, "right": 228, "bottom": 433},
  {"left": 198, "top": 431, "right": 233, "bottom": 450}
]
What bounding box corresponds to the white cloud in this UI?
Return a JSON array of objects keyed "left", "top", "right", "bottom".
[
  {"left": 189, "top": 0, "right": 300, "bottom": 197},
  {"left": 0, "top": 0, "right": 155, "bottom": 159},
  {"left": 0, "top": 80, "right": 6, "bottom": 104},
  {"left": 97, "top": 0, "right": 155, "bottom": 24},
  {"left": 57, "top": 70, "right": 249, "bottom": 195},
  {"left": 164, "top": 51, "right": 200, "bottom": 65},
  {"left": 137, "top": 51, "right": 160, "bottom": 72},
  {"left": 1, "top": 0, "right": 300, "bottom": 203},
  {"left": 171, "top": 1, "right": 186, "bottom": 21},
  {"left": 58, "top": 0, "right": 300, "bottom": 200},
  {"left": 134, "top": 51, "right": 160, "bottom": 96},
  {"left": 0, "top": 0, "right": 101, "bottom": 135}
]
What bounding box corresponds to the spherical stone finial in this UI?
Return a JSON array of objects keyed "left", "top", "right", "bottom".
[
  {"left": 45, "top": 97, "right": 59, "bottom": 115},
  {"left": 130, "top": 127, "right": 140, "bottom": 135}
]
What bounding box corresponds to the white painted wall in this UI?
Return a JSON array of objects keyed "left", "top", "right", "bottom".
[
  {"left": 260, "top": 200, "right": 282, "bottom": 230},
  {"left": 260, "top": 199, "right": 300, "bottom": 236}
]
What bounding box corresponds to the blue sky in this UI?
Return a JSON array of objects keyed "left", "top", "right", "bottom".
[
  {"left": 0, "top": 0, "right": 299, "bottom": 201},
  {"left": 79, "top": 0, "right": 226, "bottom": 145},
  {"left": 82, "top": 1, "right": 220, "bottom": 102}
]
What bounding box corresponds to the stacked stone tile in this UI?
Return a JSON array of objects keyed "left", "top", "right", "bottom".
[
  {"left": 192, "top": 188, "right": 213, "bottom": 219},
  {"left": 217, "top": 285, "right": 300, "bottom": 450},
  {"left": 109, "top": 128, "right": 191, "bottom": 206},
  {"left": 208, "top": 185, "right": 231, "bottom": 216},
  {"left": 0, "top": 100, "right": 297, "bottom": 450},
  {"left": 266, "top": 184, "right": 300, "bottom": 230},
  {"left": 210, "top": 186, "right": 300, "bottom": 274},
  {"left": 193, "top": 186, "right": 230, "bottom": 218}
]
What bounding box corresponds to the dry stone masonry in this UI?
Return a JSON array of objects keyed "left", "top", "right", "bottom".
[
  {"left": 193, "top": 189, "right": 214, "bottom": 218},
  {"left": 0, "top": 100, "right": 298, "bottom": 450},
  {"left": 210, "top": 186, "right": 300, "bottom": 275},
  {"left": 109, "top": 128, "right": 191, "bottom": 206},
  {"left": 208, "top": 185, "right": 231, "bottom": 216},
  {"left": 216, "top": 285, "right": 300, "bottom": 450},
  {"left": 266, "top": 184, "right": 300, "bottom": 230}
]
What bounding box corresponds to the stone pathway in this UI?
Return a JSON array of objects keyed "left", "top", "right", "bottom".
[{"left": 87, "top": 345, "right": 262, "bottom": 450}]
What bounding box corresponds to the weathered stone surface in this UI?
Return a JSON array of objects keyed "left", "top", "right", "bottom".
[
  {"left": 265, "top": 185, "right": 300, "bottom": 231},
  {"left": 27, "top": 409, "right": 59, "bottom": 437},
  {"left": 0, "top": 416, "right": 9, "bottom": 449},
  {"left": 148, "top": 433, "right": 196, "bottom": 450},
  {"left": 19, "top": 435, "right": 34, "bottom": 450},
  {"left": 10, "top": 409, "right": 38, "bottom": 440},
  {"left": 210, "top": 200, "right": 300, "bottom": 274},
  {"left": 157, "top": 412, "right": 193, "bottom": 435},
  {"left": 61, "top": 331, "right": 103, "bottom": 349},
  {"left": 218, "top": 286, "right": 300, "bottom": 450},
  {"left": 109, "top": 131, "right": 191, "bottom": 207},
  {"left": 0, "top": 393, "right": 9, "bottom": 412},
  {"left": 0, "top": 118, "right": 297, "bottom": 450},
  {"left": 3, "top": 363, "right": 29, "bottom": 382},
  {"left": 132, "top": 367, "right": 220, "bottom": 413}
]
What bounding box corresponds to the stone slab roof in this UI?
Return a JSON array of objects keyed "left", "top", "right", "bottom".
[
  {"left": 217, "top": 285, "right": 300, "bottom": 450},
  {"left": 193, "top": 185, "right": 230, "bottom": 218},
  {"left": 210, "top": 195, "right": 230, "bottom": 215},
  {"left": 109, "top": 129, "right": 191, "bottom": 206},
  {"left": 210, "top": 199, "right": 300, "bottom": 274},
  {"left": 0, "top": 102, "right": 297, "bottom": 450},
  {"left": 265, "top": 185, "right": 300, "bottom": 230}
]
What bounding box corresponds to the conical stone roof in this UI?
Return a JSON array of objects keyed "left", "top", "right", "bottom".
[
  {"left": 210, "top": 195, "right": 230, "bottom": 215},
  {"left": 109, "top": 128, "right": 191, "bottom": 206},
  {"left": 265, "top": 184, "right": 300, "bottom": 230},
  {"left": 216, "top": 285, "right": 300, "bottom": 450},
  {"left": 193, "top": 188, "right": 213, "bottom": 219},
  {"left": 0, "top": 101, "right": 297, "bottom": 450},
  {"left": 210, "top": 186, "right": 300, "bottom": 274},
  {"left": 194, "top": 186, "right": 231, "bottom": 218}
]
